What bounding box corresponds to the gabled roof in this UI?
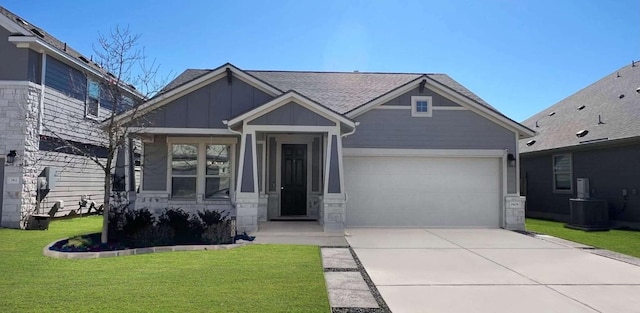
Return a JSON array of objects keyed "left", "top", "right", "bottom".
[
  {"left": 164, "top": 69, "right": 497, "bottom": 114},
  {"left": 520, "top": 61, "right": 640, "bottom": 154},
  {"left": 1, "top": 6, "right": 103, "bottom": 75},
  {"left": 0, "top": 5, "right": 142, "bottom": 98},
  {"left": 227, "top": 90, "right": 356, "bottom": 128}
]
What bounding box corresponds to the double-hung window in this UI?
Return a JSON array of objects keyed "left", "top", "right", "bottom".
[
  {"left": 169, "top": 139, "right": 235, "bottom": 199},
  {"left": 86, "top": 79, "right": 100, "bottom": 118},
  {"left": 171, "top": 144, "right": 198, "bottom": 198},
  {"left": 205, "top": 145, "right": 231, "bottom": 198},
  {"left": 411, "top": 96, "right": 432, "bottom": 117},
  {"left": 553, "top": 154, "right": 572, "bottom": 192}
]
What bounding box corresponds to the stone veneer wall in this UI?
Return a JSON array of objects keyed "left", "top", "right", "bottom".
[
  {"left": 504, "top": 195, "right": 526, "bottom": 231},
  {"left": 134, "top": 193, "right": 234, "bottom": 216},
  {"left": 0, "top": 82, "right": 41, "bottom": 228}
]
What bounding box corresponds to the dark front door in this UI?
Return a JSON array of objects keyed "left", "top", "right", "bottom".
[{"left": 281, "top": 144, "right": 307, "bottom": 216}]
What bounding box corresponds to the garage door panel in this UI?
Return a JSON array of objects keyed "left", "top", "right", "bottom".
[{"left": 344, "top": 156, "right": 501, "bottom": 227}]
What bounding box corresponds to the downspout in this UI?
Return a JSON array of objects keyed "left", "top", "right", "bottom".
[
  {"left": 341, "top": 121, "right": 360, "bottom": 138},
  {"left": 38, "top": 52, "right": 47, "bottom": 134}
]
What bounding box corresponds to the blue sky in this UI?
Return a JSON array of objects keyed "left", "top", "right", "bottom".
[{"left": 3, "top": 0, "right": 639, "bottom": 121}]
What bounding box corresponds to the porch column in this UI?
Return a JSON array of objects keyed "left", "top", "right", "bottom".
[
  {"left": 236, "top": 131, "right": 259, "bottom": 233},
  {"left": 322, "top": 133, "right": 346, "bottom": 232}
]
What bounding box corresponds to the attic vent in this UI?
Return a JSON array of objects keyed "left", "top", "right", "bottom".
[
  {"left": 577, "top": 105, "right": 585, "bottom": 110},
  {"left": 30, "top": 28, "right": 44, "bottom": 38},
  {"left": 535, "top": 120, "right": 539, "bottom": 128},
  {"left": 526, "top": 140, "right": 536, "bottom": 146},
  {"left": 619, "top": 94, "right": 625, "bottom": 99},
  {"left": 127, "top": 84, "right": 136, "bottom": 90},
  {"left": 636, "top": 87, "right": 640, "bottom": 93},
  {"left": 576, "top": 130, "right": 589, "bottom": 138},
  {"left": 548, "top": 111, "right": 555, "bottom": 116},
  {"left": 107, "top": 72, "right": 116, "bottom": 78},
  {"left": 616, "top": 72, "right": 621, "bottom": 78},
  {"left": 78, "top": 56, "right": 89, "bottom": 63},
  {"left": 15, "top": 17, "right": 28, "bottom": 26}
]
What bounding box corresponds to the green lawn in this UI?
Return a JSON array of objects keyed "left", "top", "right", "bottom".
[
  {"left": 526, "top": 218, "right": 640, "bottom": 258},
  {"left": 0, "top": 216, "right": 330, "bottom": 312}
]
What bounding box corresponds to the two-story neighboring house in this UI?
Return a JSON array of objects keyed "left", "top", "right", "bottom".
[{"left": 0, "top": 6, "right": 140, "bottom": 228}]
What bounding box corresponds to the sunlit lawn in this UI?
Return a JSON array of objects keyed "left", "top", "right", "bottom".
[
  {"left": 0, "top": 216, "right": 330, "bottom": 312},
  {"left": 526, "top": 218, "right": 640, "bottom": 258}
]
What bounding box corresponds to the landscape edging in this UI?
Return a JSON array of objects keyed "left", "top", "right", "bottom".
[{"left": 43, "top": 238, "right": 247, "bottom": 259}]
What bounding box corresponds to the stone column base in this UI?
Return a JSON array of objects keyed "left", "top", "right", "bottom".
[
  {"left": 322, "top": 197, "right": 346, "bottom": 233},
  {"left": 236, "top": 196, "right": 259, "bottom": 233},
  {"left": 504, "top": 195, "right": 526, "bottom": 231},
  {"left": 257, "top": 194, "right": 268, "bottom": 222}
]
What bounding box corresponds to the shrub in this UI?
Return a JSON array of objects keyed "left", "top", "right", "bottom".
[{"left": 158, "top": 209, "right": 196, "bottom": 244}]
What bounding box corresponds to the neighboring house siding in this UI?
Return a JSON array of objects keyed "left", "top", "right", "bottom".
[
  {"left": 522, "top": 142, "right": 640, "bottom": 224},
  {"left": 41, "top": 87, "right": 109, "bottom": 145},
  {"left": 0, "top": 27, "right": 29, "bottom": 81},
  {"left": 382, "top": 86, "right": 462, "bottom": 107},
  {"left": 142, "top": 136, "right": 168, "bottom": 191},
  {"left": 45, "top": 56, "right": 86, "bottom": 101},
  {"left": 35, "top": 151, "right": 105, "bottom": 216},
  {"left": 136, "top": 76, "right": 274, "bottom": 128},
  {"left": 248, "top": 101, "right": 335, "bottom": 126}
]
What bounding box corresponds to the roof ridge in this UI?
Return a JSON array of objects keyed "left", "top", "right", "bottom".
[{"left": 245, "top": 69, "right": 440, "bottom": 75}]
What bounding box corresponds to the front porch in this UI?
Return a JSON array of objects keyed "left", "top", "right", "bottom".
[{"left": 249, "top": 221, "right": 349, "bottom": 246}]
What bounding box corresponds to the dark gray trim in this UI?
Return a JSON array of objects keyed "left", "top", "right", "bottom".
[
  {"left": 257, "top": 143, "right": 263, "bottom": 193},
  {"left": 312, "top": 137, "right": 320, "bottom": 192},
  {"left": 241, "top": 134, "right": 255, "bottom": 193},
  {"left": 382, "top": 86, "right": 461, "bottom": 107},
  {"left": 27, "top": 49, "right": 42, "bottom": 84},
  {"left": 268, "top": 137, "right": 277, "bottom": 192},
  {"left": 0, "top": 27, "right": 29, "bottom": 81},
  {"left": 328, "top": 135, "right": 341, "bottom": 193}
]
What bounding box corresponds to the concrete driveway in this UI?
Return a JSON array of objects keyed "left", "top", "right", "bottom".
[{"left": 346, "top": 228, "right": 640, "bottom": 313}]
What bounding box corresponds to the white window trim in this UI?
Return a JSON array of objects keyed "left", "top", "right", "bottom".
[
  {"left": 86, "top": 78, "right": 100, "bottom": 119},
  {"left": 552, "top": 153, "right": 573, "bottom": 193},
  {"left": 166, "top": 137, "right": 237, "bottom": 201},
  {"left": 411, "top": 96, "right": 432, "bottom": 117}
]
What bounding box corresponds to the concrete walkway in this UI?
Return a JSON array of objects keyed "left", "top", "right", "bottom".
[{"left": 346, "top": 228, "right": 640, "bottom": 313}]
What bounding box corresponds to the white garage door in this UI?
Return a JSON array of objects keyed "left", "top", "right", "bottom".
[{"left": 344, "top": 156, "right": 501, "bottom": 227}]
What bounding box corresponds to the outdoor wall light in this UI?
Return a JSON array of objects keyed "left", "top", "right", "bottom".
[
  {"left": 6, "top": 150, "right": 17, "bottom": 164},
  {"left": 507, "top": 153, "right": 516, "bottom": 167}
]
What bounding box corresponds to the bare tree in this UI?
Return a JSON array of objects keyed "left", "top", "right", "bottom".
[{"left": 41, "top": 26, "right": 165, "bottom": 243}]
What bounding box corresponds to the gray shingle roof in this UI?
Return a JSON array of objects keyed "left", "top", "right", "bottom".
[
  {"left": 520, "top": 61, "right": 640, "bottom": 154},
  {"left": 0, "top": 5, "right": 106, "bottom": 75},
  {"left": 163, "top": 68, "right": 497, "bottom": 114}
]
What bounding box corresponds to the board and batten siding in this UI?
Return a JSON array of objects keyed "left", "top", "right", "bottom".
[
  {"left": 248, "top": 101, "right": 335, "bottom": 126},
  {"left": 36, "top": 150, "right": 105, "bottom": 216},
  {"left": 0, "top": 27, "right": 30, "bottom": 81},
  {"left": 343, "top": 107, "right": 517, "bottom": 194},
  {"left": 133, "top": 76, "right": 274, "bottom": 129},
  {"left": 142, "top": 136, "right": 168, "bottom": 191}
]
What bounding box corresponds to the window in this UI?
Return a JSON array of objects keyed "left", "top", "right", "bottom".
[
  {"left": 411, "top": 96, "right": 432, "bottom": 117},
  {"left": 553, "top": 154, "right": 572, "bottom": 192},
  {"left": 86, "top": 79, "right": 100, "bottom": 118},
  {"left": 171, "top": 144, "right": 198, "bottom": 198},
  {"left": 167, "top": 139, "right": 236, "bottom": 200},
  {"left": 205, "top": 145, "right": 231, "bottom": 198}
]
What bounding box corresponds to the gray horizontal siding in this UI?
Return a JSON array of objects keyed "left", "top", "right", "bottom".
[
  {"left": 382, "top": 86, "right": 461, "bottom": 107},
  {"left": 344, "top": 109, "right": 514, "bottom": 150},
  {"left": 36, "top": 150, "right": 105, "bottom": 217},
  {"left": 248, "top": 101, "right": 335, "bottom": 126},
  {"left": 42, "top": 87, "right": 110, "bottom": 146},
  {"left": 521, "top": 142, "right": 640, "bottom": 224},
  {"left": 134, "top": 76, "right": 273, "bottom": 128},
  {"left": 344, "top": 109, "right": 517, "bottom": 193},
  {"left": 45, "top": 56, "right": 86, "bottom": 101},
  {"left": 142, "top": 136, "right": 168, "bottom": 191},
  {"left": 0, "top": 27, "right": 29, "bottom": 81}
]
